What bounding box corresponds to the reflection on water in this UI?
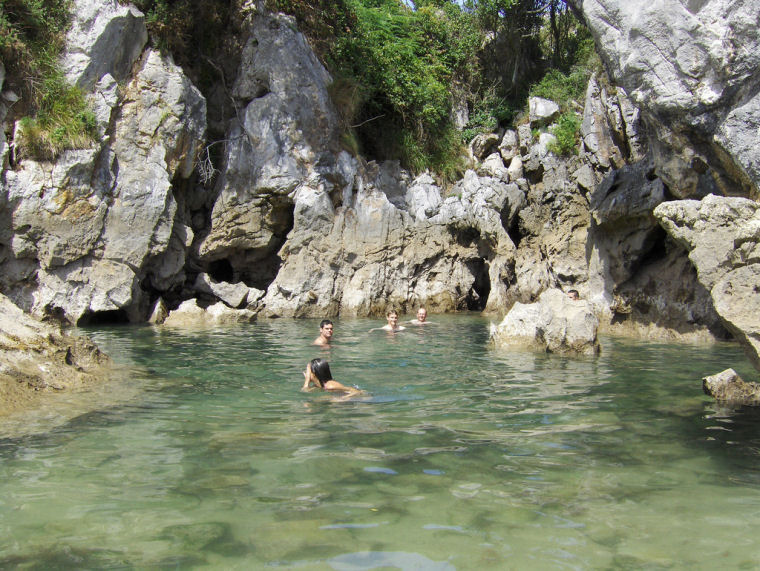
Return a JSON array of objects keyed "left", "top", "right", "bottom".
[{"left": 1, "top": 315, "right": 760, "bottom": 569}]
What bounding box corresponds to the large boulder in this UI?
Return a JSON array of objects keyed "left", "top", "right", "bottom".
[
  {"left": 569, "top": 0, "right": 760, "bottom": 198},
  {"left": 654, "top": 195, "right": 760, "bottom": 369},
  {"left": 490, "top": 289, "right": 600, "bottom": 356},
  {"left": 0, "top": 293, "right": 110, "bottom": 416}
]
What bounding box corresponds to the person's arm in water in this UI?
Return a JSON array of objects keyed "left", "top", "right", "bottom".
[{"left": 302, "top": 366, "right": 319, "bottom": 391}]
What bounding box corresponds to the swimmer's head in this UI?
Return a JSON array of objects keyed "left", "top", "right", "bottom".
[{"left": 309, "top": 358, "right": 332, "bottom": 387}]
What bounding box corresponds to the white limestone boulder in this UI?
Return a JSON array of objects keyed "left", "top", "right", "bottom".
[{"left": 490, "top": 289, "right": 600, "bottom": 356}]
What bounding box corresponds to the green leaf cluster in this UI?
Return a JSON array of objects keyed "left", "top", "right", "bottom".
[
  {"left": 325, "top": 0, "right": 480, "bottom": 179},
  {"left": 547, "top": 111, "right": 580, "bottom": 156},
  {"left": 16, "top": 67, "right": 97, "bottom": 160}
]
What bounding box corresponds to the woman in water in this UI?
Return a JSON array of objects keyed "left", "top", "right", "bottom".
[{"left": 302, "top": 358, "right": 363, "bottom": 396}]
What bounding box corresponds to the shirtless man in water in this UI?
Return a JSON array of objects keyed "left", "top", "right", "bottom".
[
  {"left": 379, "top": 309, "right": 405, "bottom": 332},
  {"left": 313, "top": 319, "right": 334, "bottom": 346},
  {"left": 409, "top": 307, "right": 429, "bottom": 325}
]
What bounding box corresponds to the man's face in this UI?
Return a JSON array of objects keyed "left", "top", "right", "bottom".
[
  {"left": 387, "top": 313, "right": 398, "bottom": 327},
  {"left": 321, "top": 324, "right": 334, "bottom": 339},
  {"left": 417, "top": 309, "right": 427, "bottom": 322}
]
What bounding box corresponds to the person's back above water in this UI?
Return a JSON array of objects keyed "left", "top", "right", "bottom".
[{"left": 301, "top": 358, "right": 362, "bottom": 396}]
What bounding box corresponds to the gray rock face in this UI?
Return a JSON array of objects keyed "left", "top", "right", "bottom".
[
  {"left": 1, "top": 0, "right": 749, "bottom": 365},
  {"left": 490, "top": 289, "right": 600, "bottom": 355},
  {"left": 589, "top": 158, "right": 666, "bottom": 284},
  {"left": 199, "top": 11, "right": 341, "bottom": 281},
  {"left": 163, "top": 299, "right": 257, "bottom": 327},
  {"left": 570, "top": 0, "right": 760, "bottom": 198},
  {"left": 3, "top": 44, "right": 206, "bottom": 323},
  {"left": 529, "top": 97, "right": 560, "bottom": 127},
  {"left": 703, "top": 368, "right": 760, "bottom": 406},
  {"left": 654, "top": 195, "right": 760, "bottom": 368},
  {"left": 62, "top": 0, "right": 147, "bottom": 90}
]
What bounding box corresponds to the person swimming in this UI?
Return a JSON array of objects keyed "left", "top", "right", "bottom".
[{"left": 301, "top": 358, "right": 363, "bottom": 396}]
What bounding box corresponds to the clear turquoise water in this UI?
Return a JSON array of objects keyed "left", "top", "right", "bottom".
[{"left": 1, "top": 314, "right": 760, "bottom": 569}]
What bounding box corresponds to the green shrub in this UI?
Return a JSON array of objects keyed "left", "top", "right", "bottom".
[
  {"left": 548, "top": 111, "right": 581, "bottom": 156},
  {"left": 461, "top": 88, "right": 513, "bottom": 143},
  {"left": 15, "top": 67, "right": 98, "bottom": 159},
  {"left": 1, "top": 0, "right": 98, "bottom": 159}
]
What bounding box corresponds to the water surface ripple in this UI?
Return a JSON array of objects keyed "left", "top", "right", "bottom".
[{"left": 1, "top": 315, "right": 759, "bottom": 569}]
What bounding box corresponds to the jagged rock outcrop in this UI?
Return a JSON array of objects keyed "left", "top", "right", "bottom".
[
  {"left": 0, "top": 0, "right": 750, "bottom": 362},
  {"left": 4, "top": 44, "right": 206, "bottom": 324},
  {"left": 654, "top": 195, "right": 760, "bottom": 368},
  {"left": 703, "top": 368, "right": 760, "bottom": 406},
  {"left": 62, "top": 0, "right": 147, "bottom": 90},
  {"left": 569, "top": 0, "right": 760, "bottom": 199},
  {"left": 489, "top": 288, "right": 600, "bottom": 356},
  {"left": 0, "top": 293, "right": 110, "bottom": 415},
  {"left": 197, "top": 11, "right": 342, "bottom": 289}
]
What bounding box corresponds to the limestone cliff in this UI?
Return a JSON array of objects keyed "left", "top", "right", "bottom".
[{"left": 0, "top": 0, "right": 758, "bottom": 371}]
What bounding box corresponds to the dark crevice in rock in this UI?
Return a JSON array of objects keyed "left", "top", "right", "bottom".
[
  {"left": 208, "top": 259, "right": 234, "bottom": 283},
  {"left": 466, "top": 259, "right": 491, "bottom": 311},
  {"left": 504, "top": 212, "right": 524, "bottom": 248},
  {"left": 634, "top": 226, "right": 668, "bottom": 268},
  {"left": 449, "top": 226, "right": 480, "bottom": 248},
  {"left": 77, "top": 309, "right": 129, "bottom": 326}
]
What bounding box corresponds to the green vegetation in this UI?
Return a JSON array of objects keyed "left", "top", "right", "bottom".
[
  {"left": 547, "top": 111, "right": 581, "bottom": 155},
  {"left": 3, "top": 0, "right": 598, "bottom": 168},
  {"left": 1, "top": 0, "right": 98, "bottom": 159},
  {"left": 324, "top": 0, "right": 481, "bottom": 180}
]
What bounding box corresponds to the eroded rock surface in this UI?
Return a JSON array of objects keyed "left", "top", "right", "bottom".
[
  {"left": 490, "top": 289, "right": 600, "bottom": 356},
  {"left": 703, "top": 368, "right": 760, "bottom": 406},
  {"left": 570, "top": 0, "right": 760, "bottom": 198},
  {"left": 0, "top": 293, "right": 110, "bottom": 415}
]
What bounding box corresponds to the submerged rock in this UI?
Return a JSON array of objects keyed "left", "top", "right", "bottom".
[
  {"left": 703, "top": 368, "right": 760, "bottom": 406},
  {"left": 490, "top": 289, "right": 600, "bottom": 356}
]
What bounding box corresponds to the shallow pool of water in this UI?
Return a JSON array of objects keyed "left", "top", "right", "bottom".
[{"left": 1, "top": 314, "right": 759, "bottom": 569}]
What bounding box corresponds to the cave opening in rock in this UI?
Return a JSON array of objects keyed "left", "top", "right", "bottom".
[
  {"left": 235, "top": 200, "right": 295, "bottom": 292},
  {"left": 466, "top": 259, "right": 491, "bottom": 311},
  {"left": 77, "top": 309, "right": 130, "bottom": 326},
  {"left": 208, "top": 258, "right": 234, "bottom": 283}
]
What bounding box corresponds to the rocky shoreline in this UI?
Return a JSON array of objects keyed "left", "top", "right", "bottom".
[{"left": 0, "top": 293, "right": 111, "bottom": 418}]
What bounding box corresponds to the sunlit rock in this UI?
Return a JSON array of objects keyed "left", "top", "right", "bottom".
[
  {"left": 6, "top": 49, "right": 206, "bottom": 324},
  {"left": 490, "top": 289, "right": 600, "bottom": 356},
  {"left": 163, "top": 300, "right": 256, "bottom": 327},
  {"left": 654, "top": 195, "right": 760, "bottom": 368},
  {"left": 61, "top": 0, "right": 147, "bottom": 90},
  {"left": 498, "top": 129, "right": 519, "bottom": 163},
  {"left": 570, "top": 0, "right": 760, "bottom": 197},
  {"left": 529, "top": 97, "right": 560, "bottom": 127},
  {"left": 0, "top": 293, "right": 110, "bottom": 416},
  {"left": 703, "top": 368, "right": 760, "bottom": 406}
]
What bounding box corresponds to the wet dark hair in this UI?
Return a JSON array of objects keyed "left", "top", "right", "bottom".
[
  {"left": 310, "top": 358, "right": 333, "bottom": 387},
  {"left": 320, "top": 319, "right": 333, "bottom": 329}
]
